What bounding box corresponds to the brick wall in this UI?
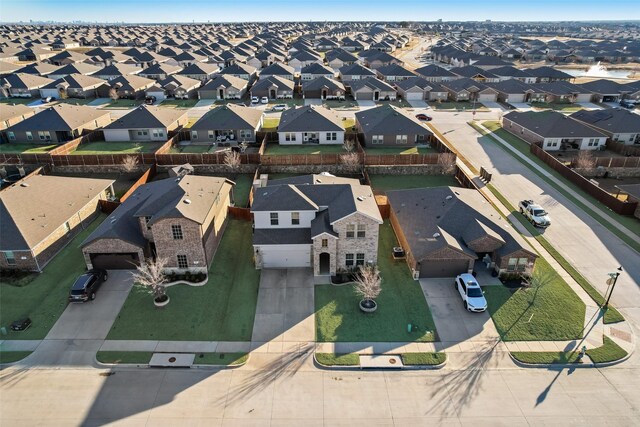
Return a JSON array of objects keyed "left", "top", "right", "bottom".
[
  {"left": 151, "top": 218, "right": 207, "bottom": 273},
  {"left": 334, "top": 213, "right": 380, "bottom": 270},
  {"left": 312, "top": 234, "right": 338, "bottom": 276}
]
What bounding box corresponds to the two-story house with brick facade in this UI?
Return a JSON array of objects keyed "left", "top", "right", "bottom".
[
  {"left": 81, "top": 175, "right": 234, "bottom": 273},
  {"left": 251, "top": 174, "right": 383, "bottom": 276}
]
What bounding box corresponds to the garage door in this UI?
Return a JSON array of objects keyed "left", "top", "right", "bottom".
[
  {"left": 575, "top": 94, "right": 592, "bottom": 103},
  {"left": 90, "top": 253, "right": 140, "bottom": 270},
  {"left": 40, "top": 88, "right": 59, "bottom": 99},
  {"left": 602, "top": 95, "right": 618, "bottom": 102},
  {"left": 355, "top": 90, "right": 373, "bottom": 100},
  {"left": 405, "top": 91, "right": 423, "bottom": 100},
  {"left": 419, "top": 259, "right": 470, "bottom": 278},
  {"left": 505, "top": 94, "right": 525, "bottom": 103},
  {"left": 260, "top": 245, "right": 311, "bottom": 268},
  {"left": 478, "top": 93, "right": 497, "bottom": 102}
]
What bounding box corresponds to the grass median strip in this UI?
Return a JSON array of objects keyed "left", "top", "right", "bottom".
[
  {"left": 194, "top": 352, "right": 248, "bottom": 365},
  {"left": 586, "top": 336, "right": 628, "bottom": 363},
  {"left": 511, "top": 335, "right": 627, "bottom": 364},
  {"left": 400, "top": 352, "right": 446, "bottom": 365},
  {"left": 96, "top": 351, "right": 154, "bottom": 364},
  {"left": 315, "top": 353, "right": 360, "bottom": 366},
  {"left": 315, "top": 352, "right": 447, "bottom": 366},
  {"left": 0, "top": 351, "right": 33, "bottom": 364},
  {"left": 470, "top": 120, "right": 640, "bottom": 252},
  {"left": 486, "top": 183, "right": 624, "bottom": 324}
]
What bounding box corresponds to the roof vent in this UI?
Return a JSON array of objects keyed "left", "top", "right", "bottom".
[
  {"left": 433, "top": 232, "right": 441, "bottom": 238},
  {"left": 357, "top": 196, "right": 365, "bottom": 201},
  {"left": 20, "top": 182, "right": 29, "bottom": 187},
  {"left": 445, "top": 195, "right": 453, "bottom": 200},
  {"left": 183, "top": 199, "right": 191, "bottom": 204}
]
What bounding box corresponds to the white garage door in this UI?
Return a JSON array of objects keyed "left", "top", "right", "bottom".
[
  {"left": 405, "top": 91, "right": 423, "bottom": 100},
  {"left": 40, "top": 88, "right": 59, "bottom": 99},
  {"left": 575, "top": 94, "right": 592, "bottom": 103},
  {"left": 505, "top": 93, "right": 525, "bottom": 103},
  {"left": 355, "top": 90, "right": 373, "bottom": 100},
  {"left": 260, "top": 244, "right": 311, "bottom": 268},
  {"left": 478, "top": 93, "right": 497, "bottom": 102}
]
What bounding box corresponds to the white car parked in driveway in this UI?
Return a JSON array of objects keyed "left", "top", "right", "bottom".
[{"left": 455, "top": 273, "right": 487, "bottom": 313}]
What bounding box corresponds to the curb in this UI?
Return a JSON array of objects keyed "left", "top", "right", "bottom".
[
  {"left": 94, "top": 353, "right": 250, "bottom": 370},
  {"left": 313, "top": 353, "right": 448, "bottom": 371},
  {"left": 507, "top": 350, "right": 632, "bottom": 369}
]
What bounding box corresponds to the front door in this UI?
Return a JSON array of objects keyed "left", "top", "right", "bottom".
[
  {"left": 319, "top": 253, "right": 330, "bottom": 275},
  {"left": 219, "top": 89, "right": 224, "bottom": 99},
  {"left": 374, "top": 91, "right": 380, "bottom": 101},
  {"left": 270, "top": 89, "right": 276, "bottom": 99},
  {"left": 322, "top": 89, "right": 327, "bottom": 100}
]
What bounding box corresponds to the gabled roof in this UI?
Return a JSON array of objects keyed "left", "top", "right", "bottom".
[
  {"left": 218, "top": 62, "right": 257, "bottom": 76},
  {"left": 200, "top": 74, "right": 248, "bottom": 90},
  {"left": 139, "top": 63, "right": 183, "bottom": 76},
  {"left": 1, "top": 72, "right": 54, "bottom": 89},
  {"left": 570, "top": 108, "right": 640, "bottom": 134},
  {"left": 103, "top": 105, "right": 186, "bottom": 130},
  {"left": 525, "top": 66, "right": 573, "bottom": 80},
  {"left": 347, "top": 77, "right": 395, "bottom": 92},
  {"left": 338, "top": 63, "right": 376, "bottom": 76},
  {"left": 302, "top": 76, "right": 345, "bottom": 91},
  {"left": 278, "top": 105, "right": 343, "bottom": 132},
  {"left": 485, "top": 78, "right": 535, "bottom": 94},
  {"left": 0, "top": 104, "right": 33, "bottom": 123},
  {"left": 301, "top": 62, "right": 335, "bottom": 75},
  {"left": 177, "top": 62, "right": 220, "bottom": 75},
  {"left": 375, "top": 63, "right": 416, "bottom": 77},
  {"left": 190, "top": 104, "right": 262, "bottom": 131},
  {"left": 504, "top": 110, "right": 607, "bottom": 138},
  {"left": 6, "top": 103, "right": 109, "bottom": 132},
  {"left": 251, "top": 75, "right": 295, "bottom": 91},
  {"left": 47, "top": 62, "right": 101, "bottom": 76},
  {"left": 355, "top": 104, "right": 432, "bottom": 136},
  {"left": 260, "top": 62, "right": 295, "bottom": 76},
  {"left": 109, "top": 74, "right": 155, "bottom": 91},
  {"left": 413, "top": 64, "right": 457, "bottom": 78},
  {"left": 42, "top": 73, "right": 107, "bottom": 90},
  {"left": 578, "top": 79, "right": 625, "bottom": 94}
]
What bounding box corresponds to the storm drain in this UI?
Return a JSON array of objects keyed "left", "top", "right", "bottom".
[{"left": 149, "top": 353, "right": 195, "bottom": 368}]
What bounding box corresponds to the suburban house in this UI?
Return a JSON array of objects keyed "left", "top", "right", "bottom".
[
  {"left": 387, "top": 186, "right": 537, "bottom": 278},
  {"left": 525, "top": 66, "right": 573, "bottom": 83},
  {"left": 394, "top": 77, "right": 448, "bottom": 102},
  {"left": 413, "top": 64, "right": 458, "bottom": 82},
  {"left": 440, "top": 78, "right": 498, "bottom": 102},
  {"left": 325, "top": 49, "right": 358, "bottom": 70},
  {"left": 570, "top": 109, "right": 640, "bottom": 145},
  {"left": 109, "top": 74, "right": 156, "bottom": 99},
  {"left": 0, "top": 174, "right": 115, "bottom": 272},
  {"left": 450, "top": 65, "right": 500, "bottom": 83},
  {"left": 39, "top": 74, "right": 110, "bottom": 99},
  {"left": 176, "top": 62, "right": 220, "bottom": 82},
  {"left": 250, "top": 75, "right": 295, "bottom": 100},
  {"left": 490, "top": 66, "right": 537, "bottom": 84},
  {"left": 302, "top": 76, "right": 346, "bottom": 100},
  {"left": 46, "top": 63, "right": 101, "bottom": 80},
  {"left": 355, "top": 104, "right": 432, "bottom": 146},
  {"left": 288, "top": 51, "right": 323, "bottom": 72},
  {"left": 4, "top": 104, "right": 111, "bottom": 143},
  {"left": 147, "top": 75, "right": 201, "bottom": 101},
  {"left": 198, "top": 75, "right": 248, "bottom": 100},
  {"left": 614, "top": 184, "right": 640, "bottom": 219},
  {"left": 102, "top": 105, "right": 188, "bottom": 142},
  {"left": 190, "top": 104, "right": 263, "bottom": 144},
  {"left": 0, "top": 104, "right": 36, "bottom": 131},
  {"left": 259, "top": 62, "right": 295, "bottom": 81},
  {"left": 502, "top": 111, "right": 608, "bottom": 151},
  {"left": 251, "top": 174, "right": 383, "bottom": 276},
  {"left": 1, "top": 73, "right": 54, "bottom": 98},
  {"left": 218, "top": 62, "right": 258, "bottom": 81},
  {"left": 301, "top": 63, "right": 335, "bottom": 81},
  {"left": 375, "top": 64, "right": 417, "bottom": 82},
  {"left": 531, "top": 81, "right": 592, "bottom": 104},
  {"left": 578, "top": 79, "right": 627, "bottom": 103},
  {"left": 359, "top": 50, "right": 401, "bottom": 69},
  {"left": 278, "top": 105, "right": 344, "bottom": 145},
  {"left": 81, "top": 175, "right": 234, "bottom": 272},
  {"left": 92, "top": 63, "right": 142, "bottom": 81},
  {"left": 347, "top": 78, "right": 396, "bottom": 101},
  {"left": 138, "top": 63, "right": 183, "bottom": 80},
  {"left": 338, "top": 63, "right": 377, "bottom": 81}
]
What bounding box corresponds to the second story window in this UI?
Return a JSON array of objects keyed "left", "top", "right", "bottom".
[
  {"left": 357, "top": 224, "right": 366, "bottom": 238},
  {"left": 270, "top": 212, "right": 279, "bottom": 226},
  {"left": 346, "top": 224, "right": 355, "bottom": 238},
  {"left": 171, "top": 224, "right": 183, "bottom": 240},
  {"left": 291, "top": 212, "right": 300, "bottom": 225}
]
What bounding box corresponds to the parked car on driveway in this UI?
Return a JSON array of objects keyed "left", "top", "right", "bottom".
[
  {"left": 251, "top": 96, "right": 259, "bottom": 104},
  {"left": 518, "top": 200, "right": 551, "bottom": 228},
  {"left": 455, "top": 273, "right": 487, "bottom": 313},
  {"left": 271, "top": 104, "right": 287, "bottom": 111},
  {"left": 260, "top": 97, "right": 269, "bottom": 104},
  {"left": 415, "top": 113, "right": 432, "bottom": 121},
  {"left": 68, "top": 269, "right": 108, "bottom": 303},
  {"left": 620, "top": 100, "right": 636, "bottom": 109}
]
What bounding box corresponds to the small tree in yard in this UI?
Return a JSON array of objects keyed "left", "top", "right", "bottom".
[
  {"left": 573, "top": 150, "right": 596, "bottom": 170},
  {"left": 133, "top": 257, "right": 169, "bottom": 305},
  {"left": 224, "top": 150, "right": 241, "bottom": 171},
  {"left": 340, "top": 151, "right": 360, "bottom": 173},
  {"left": 121, "top": 155, "right": 139, "bottom": 174},
  {"left": 438, "top": 152, "right": 456, "bottom": 174},
  {"left": 343, "top": 138, "right": 355, "bottom": 153},
  {"left": 354, "top": 264, "right": 382, "bottom": 312},
  {"left": 108, "top": 87, "right": 119, "bottom": 101}
]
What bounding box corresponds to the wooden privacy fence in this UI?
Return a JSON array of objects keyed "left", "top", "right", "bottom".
[
  {"left": 228, "top": 206, "right": 252, "bottom": 221},
  {"left": 119, "top": 164, "right": 156, "bottom": 202},
  {"left": 606, "top": 140, "right": 640, "bottom": 157},
  {"left": 530, "top": 144, "right": 638, "bottom": 216},
  {"left": 593, "top": 156, "right": 640, "bottom": 168}
]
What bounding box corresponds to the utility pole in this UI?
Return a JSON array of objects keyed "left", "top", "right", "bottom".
[{"left": 604, "top": 267, "right": 623, "bottom": 308}]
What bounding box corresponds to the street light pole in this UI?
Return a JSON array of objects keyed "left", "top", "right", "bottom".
[{"left": 604, "top": 267, "right": 623, "bottom": 308}]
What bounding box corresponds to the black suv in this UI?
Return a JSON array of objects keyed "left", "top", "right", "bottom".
[{"left": 68, "top": 269, "right": 108, "bottom": 302}]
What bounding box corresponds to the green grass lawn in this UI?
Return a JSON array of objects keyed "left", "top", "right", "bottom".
[
  {"left": 323, "top": 100, "right": 359, "bottom": 110},
  {"left": 315, "top": 222, "right": 437, "bottom": 342},
  {"left": 0, "top": 215, "right": 106, "bottom": 340},
  {"left": 0, "top": 351, "right": 33, "bottom": 364},
  {"left": 0, "top": 98, "right": 35, "bottom": 105},
  {"left": 231, "top": 174, "right": 252, "bottom": 208},
  {"left": 431, "top": 101, "right": 488, "bottom": 111},
  {"left": 54, "top": 98, "right": 95, "bottom": 106},
  {"left": 484, "top": 257, "right": 585, "bottom": 341},
  {"left": 96, "top": 351, "right": 154, "bottom": 364},
  {"left": 106, "top": 220, "right": 260, "bottom": 341},
  {"left": 266, "top": 98, "right": 304, "bottom": 108},
  {"left": 265, "top": 143, "right": 346, "bottom": 155},
  {"left": 368, "top": 174, "right": 458, "bottom": 193},
  {"left": 476, "top": 121, "right": 640, "bottom": 252},
  {"left": 511, "top": 336, "right": 627, "bottom": 364},
  {"left": 530, "top": 102, "right": 584, "bottom": 112},
  {"left": 169, "top": 144, "right": 214, "bottom": 154},
  {"left": 159, "top": 99, "right": 199, "bottom": 109},
  {"left": 401, "top": 352, "right": 447, "bottom": 365},
  {"left": 71, "top": 141, "right": 164, "bottom": 154},
  {"left": 0, "top": 143, "right": 57, "bottom": 153},
  {"left": 315, "top": 353, "right": 360, "bottom": 366},
  {"left": 586, "top": 336, "right": 628, "bottom": 363},
  {"left": 364, "top": 146, "right": 437, "bottom": 155},
  {"left": 375, "top": 99, "right": 413, "bottom": 109},
  {"left": 103, "top": 99, "right": 143, "bottom": 109},
  {"left": 195, "top": 352, "right": 248, "bottom": 365}
]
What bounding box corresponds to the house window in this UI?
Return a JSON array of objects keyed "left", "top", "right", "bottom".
[
  {"left": 396, "top": 134, "right": 408, "bottom": 144},
  {"left": 208, "top": 130, "right": 215, "bottom": 139},
  {"left": 372, "top": 135, "right": 384, "bottom": 144},
  {"left": 507, "top": 258, "right": 518, "bottom": 272},
  {"left": 356, "top": 253, "right": 365, "bottom": 266},
  {"left": 38, "top": 131, "right": 51, "bottom": 140},
  {"left": 3, "top": 251, "right": 16, "bottom": 265},
  {"left": 177, "top": 254, "right": 188, "bottom": 269},
  {"left": 137, "top": 130, "right": 148, "bottom": 136},
  {"left": 7, "top": 132, "right": 15, "bottom": 140},
  {"left": 270, "top": 212, "right": 279, "bottom": 226},
  {"left": 192, "top": 131, "right": 198, "bottom": 139},
  {"left": 326, "top": 132, "right": 337, "bottom": 141},
  {"left": 321, "top": 238, "right": 328, "bottom": 248},
  {"left": 152, "top": 129, "right": 164, "bottom": 138},
  {"left": 345, "top": 253, "right": 354, "bottom": 267},
  {"left": 346, "top": 224, "right": 355, "bottom": 238},
  {"left": 171, "top": 224, "right": 183, "bottom": 240},
  {"left": 26, "top": 131, "right": 33, "bottom": 140},
  {"left": 517, "top": 258, "right": 529, "bottom": 272},
  {"left": 285, "top": 132, "right": 296, "bottom": 142},
  {"left": 357, "top": 224, "right": 366, "bottom": 238},
  {"left": 144, "top": 216, "right": 152, "bottom": 230},
  {"left": 291, "top": 212, "right": 300, "bottom": 225},
  {"left": 240, "top": 130, "right": 252, "bottom": 139}
]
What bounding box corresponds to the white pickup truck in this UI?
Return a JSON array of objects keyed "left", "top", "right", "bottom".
[{"left": 518, "top": 200, "right": 551, "bottom": 228}]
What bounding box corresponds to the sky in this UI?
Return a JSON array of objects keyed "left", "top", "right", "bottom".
[{"left": 1, "top": 0, "right": 639, "bottom": 23}]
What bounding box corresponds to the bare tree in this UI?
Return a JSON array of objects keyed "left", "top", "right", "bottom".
[
  {"left": 573, "top": 150, "right": 596, "bottom": 170},
  {"left": 224, "top": 150, "right": 242, "bottom": 170},
  {"left": 133, "top": 257, "right": 169, "bottom": 303},
  {"left": 121, "top": 155, "right": 139, "bottom": 173},
  {"left": 340, "top": 151, "right": 360, "bottom": 173},
  {"left": 343, "top": 138, "right": 355, "bottom": 153},
  {"left": 521, "top": 264, "right": 554, "bottom": 306},
  {"left": 354, "top": 264, "right": 382, "bottom": 306},
  {"left": 108, "top": 87, "right": 119, "bottom": 101},
  {"left": 438, "top": 152, "right": 456, "bottom": 174}
]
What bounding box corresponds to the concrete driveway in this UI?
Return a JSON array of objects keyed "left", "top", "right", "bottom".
[
  {"left": 420, "top": 277, "right": 500, "bottom": 346},
  {"left": 251, "top": 269, "right": 315, "bottom": 346}
]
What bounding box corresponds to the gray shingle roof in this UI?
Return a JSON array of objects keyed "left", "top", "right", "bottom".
[
  {"left": 278, "top": 105, "right": 343, "bottom": 132},
  {"left": 570, "top": 108, "right": 640, "bottom": 134},
  {"left": 504, "top": 110, "right": 607, "bottom": 138},
  {"left": 355, "top": 104, "right": 431, "bottom": 136},
  {"left": 190, "top": 104, "right": 262, "bottom": 131},
  {"left": 6, "top": 103, "right": 110, "bottom": 132}
]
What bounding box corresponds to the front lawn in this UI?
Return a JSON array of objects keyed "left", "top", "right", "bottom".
[
  {"left": 484, "top": 257, "right": 585, "bottom": 341},
  {"left": 315, "top": 353, "right": 359, "bottom": 366},
  {"left": 103, "top": 99, "right": 143, "bottom": 109},
  {"left": 0, "top": 143, "right": 57, "bottom": 154},
  {"left": 159, "top": 99, "right": 199, "bottom": 109},
  {"left": 70, "top": 141, "right": 164, "bottom": 154},
  {"left": 368, "top": 174, "right": 458, "bottom": 193},
  {"left": 431, "top": 101, "right": 488, "bottom": 111},
  {"left": 511, "top": 336, "right": 627, "bottom": 364},
  {"left": 0, "top": 215, "right": 107, "bottom": 340},
  {"left": 106, "top": 220, "right": 260, "bottom": 341},
  {"left": 0, "top": 351, "right": 32, "bottom": 364},
  {"left": 0, "top": 98, "right": 35, "bottom": 105},
  {"left": 323, "top": 100, "right": 359, "bottom": 110},
  {"left": 264, "top": 143, "right": 346, "bottom": 155},
  {"left": 169, "top": 144, "right": 214, "bottom": 154},
  {"left": 364, "top": 146, "right": 438, "bottom": 155},
  {"left": 315, "top": 222, "right": 437, "bottom": 342},
  {"left": 96, "top": 351, "right": 154, "bottom": 364},
  {"left": 530, "top": 102, "right": 584, "bottom": 112}
]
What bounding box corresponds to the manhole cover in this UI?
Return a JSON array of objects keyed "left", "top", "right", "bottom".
[{"left": 168, "top": 357, "right": 177, "bottom": 363}]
